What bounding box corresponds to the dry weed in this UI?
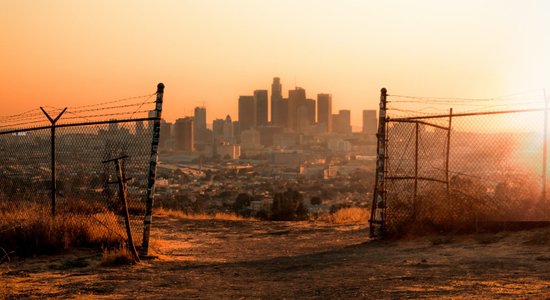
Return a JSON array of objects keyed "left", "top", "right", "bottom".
[
  {"left": 328, "top": 207, "right": 370, "bottom": 224},
  {"left": 0, "top": 203, "right": 123, "bottom": 257},
  {"left": 100, "top": 245, "right": 135, "bottom": 267},
  {"left": 154, "top": 208, "right": 253, "bottom": 221}
]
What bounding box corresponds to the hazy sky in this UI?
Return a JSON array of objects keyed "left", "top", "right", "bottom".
[{"left": 1, "top": 0, "right": 549, "bottom": 125}]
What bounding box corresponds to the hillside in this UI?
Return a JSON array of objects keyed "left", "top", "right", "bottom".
[{"left": 3, "top": 215, "right": 550, "bottom": 298}]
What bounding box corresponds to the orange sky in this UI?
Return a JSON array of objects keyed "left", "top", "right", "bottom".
[{"left": 1, "top": 0, "right": 549, "bottom": 126}]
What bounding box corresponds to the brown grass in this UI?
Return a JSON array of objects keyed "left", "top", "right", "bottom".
[
  {"left": 0, "top": 203, "right": 123, "bottom": 257},
  {"left": 101, "top": 245, "right": 135, "bottom": 266},
  {"left": 154, "top": 207, "right": 254, "bottom": 221},
  {"left": 315, "top": 207, "right": 370, "bottom": 224}
]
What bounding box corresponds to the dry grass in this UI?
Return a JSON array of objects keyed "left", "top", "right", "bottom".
[
  {"left": 101, "top": 245, "right": 135, "bottom": 266},
  {"left": 316, "top": 207, "right": 370, "bottom": 224},
  {"left": 0, "top": 203, "right": 123, "bottom": 257},
  {"left": 154, "top": 207, "right": 254, "bottom": 221}
]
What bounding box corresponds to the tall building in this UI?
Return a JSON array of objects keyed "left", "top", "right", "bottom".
[
  {"left": 223, "top": 115, "right": 233, "bottom": 142},
  {"left": 194, "top": 106, "right": 208, "bottom": 147},
  {"left": 333, "top": 110, "right": 351, "bottom": 134},
  {"left": 238, "top": 95, "right": 256, "bottom": 132},
  {"left": 212, "top": 118, "right": 225, "bottom": 141},
  {"left": 174, "top": 117, "right": 194, "bottom": 152},
  {"left": 159, "top": 119, "right": 172, "bottom": 150},
  {"left": 288, "top": 87, "right": 306, "bottom": 131},
  {"left": 306, "top": 98, "right": 315, "bottom": 125},
  {"left": 271, "top": 77, "right": 285, "bottom": 126},
  {"left": 363, "top": 110, "right": 377, "bottom": 135},
  {"left": 194, "top": 107, "right": 206, "bottom": 130},
  {"left": 317, "top": 94, "right": 332, "bottom": 133},
  {"left": 254, "top": 90, "right": 268, "bottom": 126}
]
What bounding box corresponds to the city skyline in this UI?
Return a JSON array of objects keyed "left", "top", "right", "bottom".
[{"left": 2, "top": 1, "right": 549, "bottom": 127}]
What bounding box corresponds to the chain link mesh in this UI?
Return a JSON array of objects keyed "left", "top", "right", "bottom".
[
  {"left": 0, "top": 95, "right": 156, "bottom": 246},
  {"left": 385, "top": 109, "right": 547, "bottom": 234}
]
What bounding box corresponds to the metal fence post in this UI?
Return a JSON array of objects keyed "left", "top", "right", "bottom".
[
  {"left": 446, "top": 108, "right": 453, "bottom": 202},
  {"left": 369, "top": 88, "right": 388, "bottom": 238},
  {"left": 40, "top": 107, "right": 67, "bottom": 216},
  {"left": 542, "top": 90, "right": 548, "bottom": 209},
  {"left": 413, "top": 122, "right": 419, "bottom": 221},
  {"left": 140, "top": 83, "right": 164, "bottom": 257}
]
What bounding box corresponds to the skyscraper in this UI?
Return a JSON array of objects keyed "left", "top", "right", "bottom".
[
  {"left": 223, "top": 115, "right": 233, "bottom": 142},
  {"left": 271, "top": 77, "right": 284, "bottom": 126},
  {"left": 363, "top": 110, "right": 377, "bottom": 135},
  {"left": 306, "top": 98, "right": 315, "bottom": 125},
  {"left": 212, "top": 118, "right": 225, "bottom": 141},
  {"left": 174, "top": 117, "right": 194, "bottom": 152},
  {"left": 194, "top": 107, "right": 206, "bottom": 130},
  {"left": 254, "top": 90, "right": 268, "bottom": 127},
  {"left": 333, "top": 110, "right": 351, "bottom": 134},
  {"left": 238, "top": 96, "right": 255, "bottom": 131},
  {"left": 317, "top": 94, "right": 332, "bottom": 133},
  {"left": 288, "top": 87, "right": 306, "bottom": 131}
]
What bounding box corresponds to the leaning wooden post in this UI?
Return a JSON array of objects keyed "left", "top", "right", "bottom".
[
  {"left": 103, "top": 155, "right": 140, "bottom": 262},
  {"left": 40, "top": 107, "right": 67, "bottom": 216},
  {"left": 140, "top": 83, "right": 164, "bottom": 257},
  {"left": 369, "top": 88, "right": 388, "bottom": 238},
  {"left": 446, "top": 108, "right": 453, "bottom": 202}
]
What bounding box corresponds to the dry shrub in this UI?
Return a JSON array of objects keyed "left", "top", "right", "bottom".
[
  {"left": 0, "top": 203, "right": 122, "bottom": 257},
  {"left": 101, "top": 245, "right": 135, "bottom": 266},
  {"left": 154, "top": 207, "right": 253, "bottom": 221}
]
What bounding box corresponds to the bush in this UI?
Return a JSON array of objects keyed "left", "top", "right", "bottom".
[{"left": 271, "top": 188, "right": 309, "bottom": 221}]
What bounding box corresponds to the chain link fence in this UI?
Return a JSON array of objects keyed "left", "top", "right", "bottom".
[
  {"left": 372, "top": 90, "right": 549, "bottom": 235},
  {"left": 0, "top": 89, "right": 162, "bottom": 250}
]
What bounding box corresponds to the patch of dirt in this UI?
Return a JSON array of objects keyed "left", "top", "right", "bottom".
[{"left": 3, "top": 216, "right": 550, "bottom": 298}]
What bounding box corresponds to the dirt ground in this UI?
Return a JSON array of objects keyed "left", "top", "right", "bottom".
[{"left": 3, "top": 215, "right": 550, "bottom": 299}]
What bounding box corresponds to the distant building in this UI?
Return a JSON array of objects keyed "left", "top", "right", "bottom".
[
  {"left": 317, "top": 94, "right": 332, "bottom": 133},
  {"left": 212, "top": 118, "right": 225, "bottom": 142},
  {"left": 174, "top": 117, "right": 194, "bottom": 152},
  {"left": 223, "top": 115, "right": 233, "bottom": 142},
  {"left": 254, "top": 90, "right": 268, "bottom": 127},
  {"left": 159, "top": 119, "right": 172, "bottom": 150},
  {"left": 288, "top": 87, "right": 306, "bottom": 131},
  {"left": 333, "top": 110, "right": 351, "bottom": 134},
  {"left": 328, "top": 138, "right": 352, "bottom": 153},
  {"left": 218, "top": 144, "right": 240, "bottom": 160},
  {"left": 271, "top": 77, "right": 285, "bottom": 126},
  {"left": 238, "top": 96, "right": 256, "bottom": 131},
  {"left": 306, "top": 98, "right": 315, "bottom": 125},
  {"left": 259, "top": 126, "right": 284, "bottom": 147},
  {"left": 194, "top": 107, "right": 210, "bottom": 149},
  {"left": 362, "top": 109, "right": 377, "bottom": 135},
  {"left": 194, "top": 107, "right": 206, "bottom": 130},
  {"left": 240, "top": 128, "right": 261, "bottom": 150}
]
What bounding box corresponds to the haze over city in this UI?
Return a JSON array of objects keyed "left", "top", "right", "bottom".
[{"left": 2, "top": 0, "right": 550, "bottom": 126}]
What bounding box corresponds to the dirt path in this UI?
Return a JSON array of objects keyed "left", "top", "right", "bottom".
[{"left": 3, "top": 216, "right": 550, "bottom": 299}]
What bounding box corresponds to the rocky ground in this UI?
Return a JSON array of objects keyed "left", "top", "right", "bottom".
[{"left": 3, "top": 215, "right": 550, "bottom": 299}]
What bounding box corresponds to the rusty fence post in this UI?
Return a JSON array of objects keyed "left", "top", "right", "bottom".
[
  {"left": 140, "top": 83, "right": 164, "bottom": 257},
  {"left": 40, "top": 107, "right": 67, "bottom": 216},
  {"left": 369, "top": 88, "right": 388, "bottom": 238}
]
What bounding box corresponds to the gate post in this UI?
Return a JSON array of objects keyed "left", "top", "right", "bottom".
[
  {"left": 140, "top": 83, "right": 164, "bottom": 257},
  {"left": 369, "top": 88, "right": 388, "bottom": 238}
]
